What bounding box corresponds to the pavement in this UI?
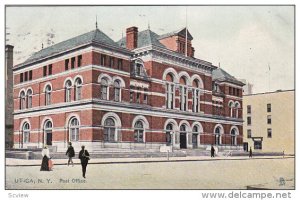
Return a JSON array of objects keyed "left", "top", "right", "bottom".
[{"left": 5, "top": 155, "right": 293, "bottom": 166}]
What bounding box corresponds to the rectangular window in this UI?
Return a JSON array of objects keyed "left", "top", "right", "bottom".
[
  {"left": 71, "top": 57, "right": 75, "bottom": 69},
  {"left": 254, "top": 140, "right": 262, "bottom": 150},
  {"left": 65, "top": 59, "right": 69, "bottom": 70},
  {"left": 77, "top": 55, "right": 82, "bottom": 67},
  {"left": 24, "top": 71, "right": 28, "bottom": 81},
  {"left": 267, "top": 128, "right": 272, "bottom": 138},
  {"left": 247, "top": 129, "right": 252, "bottom": 138},
  {"left": 267, "top": 115, "right": 272, "bottom": 124},
  {"left": 247, "top": 105, "right": 251, "bottom": 114},
  {"left": 143, "top": 89, "right": 148, "bottom": 104},
  {"left": 101, "top": 55, "right": 106, "bottom": 66},
  {"left": 29, "top": 70, "right": 32, "bottom": 80},
  {"left": 267, "top": 103, "right": 271, "bottom": 112},
  {"left": 130, "top": 91, "right": 134, "bottom": 103},
  {"left": 136, "top": 92, "right": 141, "bottom": 103},
  {"left": 43, "top": 66, "right": 47, "bottom": 77},
  {"left": 48, "top": 64, "right": 52, "bottom": 75},
  {"left": 20, "top": 73, "right": 23, "bottom": 83},
  {"left": 247, "top": 116, "right": 251, "bottom": 125},
  {"left": 117, "top": 59, "right": 123, "bottom": 70},
  {"left": 109, "top": 57, "right": 114, "bottom": 68},
  {"left": 229, "top": 87, "right": 232, "bottom": 95}
]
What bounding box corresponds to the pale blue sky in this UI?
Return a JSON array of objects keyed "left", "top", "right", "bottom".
[{"left": 6, "top": 6, "right": 294, "bottom": 93}]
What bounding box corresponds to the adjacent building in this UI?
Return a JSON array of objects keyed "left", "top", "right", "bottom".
[
  {"left": 243, "top": 90, "right": 294, "bottom": 154},
  {"left": 12, "top": 25, "right": 244, "bottom": 152}
]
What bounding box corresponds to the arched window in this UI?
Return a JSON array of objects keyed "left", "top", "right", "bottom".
[
  {"left": 134, "top": 120, "right": 144, "bottom": 143},
  {"left": 75, "top": 78, "right": 82, "bottom": 101},
  {"left": 69, "top": 117, "right": 79, "bottom": 141},
  {"left": 44, "top": 120, "right": 53, "bottom": 146},
  {"left": 229, "top": 101, "right": 234, "bottom": 118},
  {"left": 27, "top": 89, "right": 33, "bottom": 109},
  {"left": 231, "top": 128, "right": 237, "bottom": 146},
  {"left": 166, "top": 123, "right": 173, "bottom": 146},
  {"left": 179, "top": 76, "right": 188, "bottom": 111},
  {"left": 100, "top": 78, "right": 108, "bottom": 100},
  {"left": 215, "top": 127, "right": 221, "bottom": 145},
  {"left": 192, "top": 79, "right": 200, "bottom": 112},
  {"left": 20, "top": 91, "right": 26, "bottom": 110},
  {"left": 45, "top": 85, "right": 52, "bottom": 105},
  {"left": 22, "top": 122, "right": 30, "bottom": 143},
  {"left": 166, "top": 73, "right": 175, "bottom": 109},
  {"left": 235, "top": 102, "right": 240, "bottom": 118},
  {"left": 135, "top": 60, "right": 144, "bottom": 76},
  {"left": 114, "top": 80, "right": 121, "bottom": 102},
  {"left": 192, "top": 125, "right": 199, "bottom": 148},
  {"left": 104, "top": 118, "right": 116, "bottom": 142},
  {"left": 65, "top": 80, "right": 72, "bottom": 102}
]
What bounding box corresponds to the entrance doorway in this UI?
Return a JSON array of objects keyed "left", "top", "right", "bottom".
[{"left": 180, "top": 133, "right": 187, "bottom": 149}]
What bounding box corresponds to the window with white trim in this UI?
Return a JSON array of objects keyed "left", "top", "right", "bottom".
[
  {"left": 20, "top": 91, "right": 26, "bottom": 110},
  {"left": 100, "top": 78, "right": 108, "bottom": 100},
  {"left": 45, "top": 85, "right": 52, "bottom": 106},
  {"left": 69, "top": 117, "right": 79, "bottom": 141},
  {"left": 134, "top": 120, "right": 144, "bottom": 143},
  {"left": 104, "top": 118, "right": 116, "bottom": 142},
  {"left": 75, "top": 78, "right": 82, "bottom": 101},
  {"left": 114, "top": 80, "right": 121, "bottom": 102},
  {"left": 22, "top": 122, "right": 30, "bottom": 143},
  {"left": 65, "top": 80, "right": 72, "bottom": 102},
  {"left": 27, "top": 89, "right": 33, "bottom": 109}
]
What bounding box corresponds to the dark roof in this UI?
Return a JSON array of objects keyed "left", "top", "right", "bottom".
[
  {"left": 117, "top": 29, "right": 166, "bottom": 49},
  {"left": 158, "top": 27, "right": 193, "bottom": 40},
  {"left": 212, "top": 68, "right": 244, "bottom": 86},
  {"left": 18, "top": 29, "right": 120, "bottom": 67}
]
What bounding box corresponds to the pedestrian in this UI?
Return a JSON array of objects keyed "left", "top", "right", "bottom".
[
  {"left": 249, "top": 147, "right": 253, "bottom": 158},
  {"left": 78, "top": 145, "right": 90, "bottom": 178},
  {"left": 40, "top": 145, "right": 51, "bottom": 171},
  {"left": 211, "top": 144, "right": 215, "bottom": 158},
  {"left": 66, "top": 142, "right": 75, "bottom": 166}
]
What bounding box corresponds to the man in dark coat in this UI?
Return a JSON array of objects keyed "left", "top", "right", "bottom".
[
  {"left": 78, "top": 145, "right": 90, "bottom": 178},
  {"left": 66, "top": 142, "right": 75, "bottom": 166},
  {"left": 249, "top": 147, "right": 253, "bottom": 158},
  {"left": 211, "top": 145, "right": 215, "bottom": 158}
]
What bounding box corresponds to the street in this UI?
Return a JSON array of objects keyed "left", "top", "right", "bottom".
[{"left": 6, "top": 157, "right": 294, "bottom": 189}]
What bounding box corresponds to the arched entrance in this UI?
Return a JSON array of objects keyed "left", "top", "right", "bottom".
[{"left": 180, "top": 124, "right": 187, "bottom": 149}]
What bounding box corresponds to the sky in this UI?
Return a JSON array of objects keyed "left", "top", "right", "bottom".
[{"left": 5, "top": 6, "right": 294, "bottom": 93}]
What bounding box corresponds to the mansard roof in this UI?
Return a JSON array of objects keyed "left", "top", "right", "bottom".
[
  {"left": 16, "top": 28, "right": 122, "bottom": 67},
  {"left": 212, "top": 68, "right": 245, "bottom": 86},
  {"left": 158, "top": 27, "right": 193, "bottom": 40},
  {"left": 117, "top": 29, "right": 166, "bottom": 49}
]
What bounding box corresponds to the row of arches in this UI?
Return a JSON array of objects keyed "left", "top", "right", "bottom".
[{"left": 228, "top": 100, "right": 241, "bottom": 118}]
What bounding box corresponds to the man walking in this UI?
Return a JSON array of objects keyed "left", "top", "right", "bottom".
[
  {"left": 78, "top": 145, "right": 90, "bottom": 178},
  {"left": 66, "top": 142, "right": 75, "bottom": 166},
  {"left": 211, "top": 144, "right": 215, "bottom": 158}
]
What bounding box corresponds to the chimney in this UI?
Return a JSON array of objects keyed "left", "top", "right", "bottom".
[{"left": 126, "top": 26, "right": 138, "bottom": 50}]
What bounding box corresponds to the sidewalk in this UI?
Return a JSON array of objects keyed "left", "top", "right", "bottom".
[{"left": 5, "top": 155, "right": 294, "bottom": 166}]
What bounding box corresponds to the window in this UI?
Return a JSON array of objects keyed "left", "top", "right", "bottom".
[
  {"left": 247, "top": 116, "right": 251, "bottom": 125},
  {"left": 134, "top": 120, "right": 144, "bottom": 143},
  {"left": 101, "top": 55, "right": 106, "bottom": 66},
  {"left": 71, "top": 57, "right": 75, "bottom": 69},
  {"left": 22, "top": 122, "right": 30, "bottom": 143},
  {"left": 230, "top": 129, "right": 237, "bottom": 146},
  {"left": 65, "top": 59, "right": 69, "bottom": 70},
  {"left": 166, "top": 123, "right": 173, "bottom": 146},
  {"left": 215, "top": 127, "right": 221, "bottom": 145},
  {"left": 45, "top": 85, "right": 52, "bottom": 105},
  {"left": 247, "top": 129, "right": 252, "bottom": 138},
  {"left": 75, "top": 78, "right": 82, "bottom": 101},
  {"left": 229, "top": 101, "right": 234, "bottom": 117},
  {"left": 104, "top": 118, "right": 116, "bottom": 142},
  {"left": 136, "top": 91, "right": 141, "bottom": 103},
  {"left": 29, "top": 70, "right": 33, "bottom": 81},
  {"left": 114, "top": 80, "right": 121, "bottom": 102},
  {"left": 77, "top": 55, "right": 82, "bottom": 67},
  {"left": 20, "top": 91, "right": 26, "bottom": 109},
  {"left": 100, "top": 78, "right": 108, "bottom": 100},
  {"left": 254, "top": 140, "right": 262, "bottom": 150},
  {"left": 117, "top": 59, "right": 123, "bottom": 70},
  {"left": 20, "top": 73, "right": 23, "bottom": 83},
  {"left": 166, "top": 73, "right": 175, "bottom": 109},
  {"left": 109, "top": 57, "right": 114, "bottom": 68},
  {"left": 44, "top": 120, "right": 53, "bottom": 146},
  {"left": 136, "top": 63, "right": 142, "bottom": 76},
  {"left": 247, "top": 105, "right": 251, "bottom": 114},
  {"left": 65, "top": 80, "right": 72, "bottom": 102},
  {"left": 143, "top": 89, "right": 148, "bottom": 104},
  {"left": 27, "top": 89, "right": 32, "bottom": 109},
  {"left": 267, "top": 115, "right": 272, "bottom": 124},
  {"left": 48, "top": 64, "right": 52, "bottom": 75},
  {"left": 69, "top": 117, "right": 79, "bottom": 141},
  {"left": 193, "top": 89, "right": 200, "bottom": 112},
  {"left": 267, "top": 128, "right": 272, "bottom": 138},
  {"left": 24, "top": 71, "right": 28, "bottom": 81},
  {"left": 43, "top": 66, "right": 47, "bottom": 77},
  {"left": 267, "top": 103, "right": 271, "bottom": 112}
]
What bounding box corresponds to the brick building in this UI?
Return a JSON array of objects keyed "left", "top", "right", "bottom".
[{"left": 13, "top": 26, "right": 244, "bottom": 152}]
